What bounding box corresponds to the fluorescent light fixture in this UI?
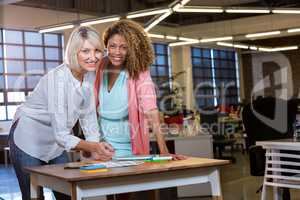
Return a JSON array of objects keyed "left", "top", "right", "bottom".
[
  {"left": 225, "top": 8, "right": 270, "bottom": 14},
  {"left": 166, "top": 35, "right": 177, "bottom": 40},
  {"left": 233, "top": 44, "right": 249, "bottom": 49},
  {"left": 217, "top": 42, "right": 248, "bottom": 49},
  {"left": 250, "top": 46, "right": 258, "bottom": 50},
  {"left": 200, "top": 36, "right": 233, "bottom": 43},
  {"left": 245, "top": 31, "right": 281, "bottom": 38},
  {"left": 217, "top": 42, "right": 234, "bottom": 47},
  {"left": 272, "top": 46, "right": 298, "bottom": 51},
  {"left": 39, "top": 24, "right": 74, "bottom": 33},
  {"left": 181, "top": 0, "right": 191, "bottom": 6},
  {"left": 258, "top": 47, "right": 273, "bottom": 52},
  {"left": 80, "top": 16, "right": 120, "bottom": 26},
  {"left": 272, "top": 9, "right": 300, "bottom": 14},
  {"left": 169, "top": 41, "right": 199, "bottom": 47},
  {"left": 176, "top": 6, "right": 223, "bottom": 13},
  {"left": 178, "top": 37, "right": 199, "bottom": 42},
  {"left": 287, "top": 28, "right": 300, "bottom": 33},
  {"left": 127, "top": 8, "right": 170, "bottom": 19},
  {"left": 148, "top": 33, "right": 165, "bottom": 39},
  {"left": 172, "top": 0, "right": 191, "bottom": 11},
  {"left": 144, "top": 10, "right": 172, "bottom": 32},
  {"left": 172, "top": 3, "right": 182, "bottom": 11},
  {"left": 258, "top": 46, "right": 298, "bottom": 52}
]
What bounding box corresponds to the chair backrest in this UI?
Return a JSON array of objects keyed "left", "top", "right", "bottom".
[
  {"left": 200, "top": 111, "right": 219, "bottom": 134},
  {"left": 263, "top": 143, "right": 300, "bottom": 189},
  {"left": 242, "top": 97, "right": 298, "bottom": 147}
]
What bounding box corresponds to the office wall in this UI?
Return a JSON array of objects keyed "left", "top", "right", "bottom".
[{"left": 241, "top": 36, "right": 300, "bottom": 101}]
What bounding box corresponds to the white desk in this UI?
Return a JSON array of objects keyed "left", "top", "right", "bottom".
[
  {"left": 0, "top": 131, "right": 9, "bottom": 136},
  {"left": 257, "top": 138, "right": 300, "bottom": 150},
  {"left": 26, "top": 157, "right": 229, "bottom": 200}
]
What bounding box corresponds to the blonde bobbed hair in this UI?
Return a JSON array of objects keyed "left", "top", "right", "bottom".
[{"left": 65, "top": 26, "right": 103, "bottom": 69}]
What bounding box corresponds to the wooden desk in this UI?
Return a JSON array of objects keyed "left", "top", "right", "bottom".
[{"left": 26, "top": 157, "right": 229, "bottom": 200}]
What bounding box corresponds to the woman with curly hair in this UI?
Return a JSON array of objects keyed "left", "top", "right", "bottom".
[{"left": 94, "top": 19, "right": 186, "bottom": 159}]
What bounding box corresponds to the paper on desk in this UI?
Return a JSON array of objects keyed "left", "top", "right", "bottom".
[{"left": 92, "top": 161, "right": 144, "bottom": 168}]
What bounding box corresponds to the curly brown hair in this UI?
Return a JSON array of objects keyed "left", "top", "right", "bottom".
[{"left": 103, "top": 19, "right": 155, "bottom": 79}]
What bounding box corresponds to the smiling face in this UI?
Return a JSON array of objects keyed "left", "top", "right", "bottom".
[
  {"left": 107, "top": 34, "right": 128, "bottom": 68},
  {"left": 77, "top": 40, "right": 103, "bottom": 72}
]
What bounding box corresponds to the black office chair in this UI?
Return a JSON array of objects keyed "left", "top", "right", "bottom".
[
  {"left": 200, "top": 109, "right": 236, "bottom": 162},
  {"left": 242, "top": 97, "right": 298, "bottom": 198}
]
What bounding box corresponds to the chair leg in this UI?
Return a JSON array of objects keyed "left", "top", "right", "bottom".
[
  {"left": 261, "top": 184, "right": 267, "bottom": 200},
  {"left": 4, "top": 148, "right": 8, "bottom": 167}
]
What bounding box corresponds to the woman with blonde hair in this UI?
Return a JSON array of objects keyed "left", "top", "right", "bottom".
[{"left": 9, "top": 26, "right": 114, "bottom": 200}]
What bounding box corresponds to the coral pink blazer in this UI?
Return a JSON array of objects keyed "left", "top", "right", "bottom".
[{"left": 94, "top": 58, "right": 157, "bottom": 155}]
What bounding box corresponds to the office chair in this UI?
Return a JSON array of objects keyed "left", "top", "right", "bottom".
[{"left": 200, "top": 109, "right": 236, "bottom": 161}]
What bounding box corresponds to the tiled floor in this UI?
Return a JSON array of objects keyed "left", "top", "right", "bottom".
[
  {"left": 1, "top": 151, "right": 300, "bottom": 200},
  {"left": 0, "top": 165, "right": 54, "bottom": 200}
]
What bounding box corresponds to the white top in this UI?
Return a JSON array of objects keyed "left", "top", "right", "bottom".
[{"left": 13, "top": 64, "right": 100, "bottom": 162}]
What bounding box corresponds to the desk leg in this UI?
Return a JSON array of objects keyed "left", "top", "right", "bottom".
[
  {"left": 208, "top": 169, "right": 223, "bottom": 200},
  {"left": 71, "top": 183, "right": 85, "bottom": 200},
  {"left": 30, "top": 174, "right": 41, "bottom": 200}
]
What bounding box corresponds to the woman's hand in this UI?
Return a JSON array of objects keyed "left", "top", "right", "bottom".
[
  {"left": 76, "top": 140, "right": 115, "bottom": 161},
  {"left": 161, "top": 153, "right": 187, "bottom": 161},
  {"left": 91, "top": 142, "right": 115, "bottom": 161}
]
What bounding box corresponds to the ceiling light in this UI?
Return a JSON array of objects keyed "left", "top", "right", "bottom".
[
  {"left": 172, "top": 3, "right": 182, "bottom": 11},
  {"left": 287, "top": 28, "right": 300, "bottom": 33},
  {"left": 217, "top": 42, "right": 248, "bottom": 49},
  {"left": 272, "top": 46, "right": 298, "bottom": 51},
  {"left": 148, "top": 33, "right": 165, "bottom": 39},
  {"left": 258, "top": 47, "right": 273, "bottom": 52},
  {"left": 258, "top": 46, "right": 298, "bottom": 52},
  {"left": 250, "top": 46, "right": 258, "bottom": 51},
  {"left": 80, "top": 16, "right": 120, "bottom": 26},
  {"left": 225, "top": 8, "right": 270, "bottom": 14},
  {"left": 180, "top": 0, "right": 191, "bottom": 6},
  {"left": 176, "top": 6, "right": 223, "bottom": 13},
  {"left": 144, "top": 9, "right": 172, "bottom": 32},
  {"left": 169, "top": 41, "right": 199, "bottom": 47},
  {"left": 38, "top": 24, "right": 74, "bottom": 33},
  {"left": 217, "top": 42, "right": 234, "bottom": 47},
  {"left": 233, "top": 44, "right": 249, "bottom": 49},
  {"left": 272, "top": 9, "right": 300, "bottom": 14},
  {"left": 127, "top": 8, "right": 170, "bottom": 19},
  {"left": 166, "top": 35, "right": 177, "bottom": 40},
  {"left": 200, "top": 36, "right": 233, "bottom": 43},
  {"left": 178, "top": 37, "right": 199, "bottom": 42},
  {"left": 245, "top": 31, "right": 281, "bottom": 38}
]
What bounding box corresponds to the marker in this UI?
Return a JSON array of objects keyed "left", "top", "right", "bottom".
[
  {"left": 151, "top": 156, "right": 172, "bottom": 161},
  {"left": 80, "top": 169, "right": 108, "bottom": 173}
]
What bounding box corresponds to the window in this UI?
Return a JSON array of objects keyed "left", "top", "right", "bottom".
[
  {"left": 0, "top": 29, "right": 64, "bottom": 120},
  {"left": 150, "top": 43, "right": 171, "bottom": 111},
  {"left": 213, "top": 49, "right": 240, "bottom": 105},
  {"left": 192, "top": 47, "right": 240, "bottom": 109}
]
